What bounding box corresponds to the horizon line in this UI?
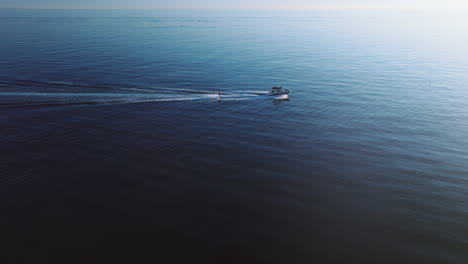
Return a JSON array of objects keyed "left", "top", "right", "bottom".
[{"left": 1, "top": 7, "right": 468, "bottom": 10}]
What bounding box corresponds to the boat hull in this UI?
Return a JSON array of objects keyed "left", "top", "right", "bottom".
[{"left": 267, "top": 91, "right": 290, "bottom": 96}]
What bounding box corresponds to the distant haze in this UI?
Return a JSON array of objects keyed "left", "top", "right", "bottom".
[{"left": 2, "top": 0, "right": 468, "bottom": 9}]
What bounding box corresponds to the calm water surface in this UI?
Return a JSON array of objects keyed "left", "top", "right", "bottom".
[{"left": 1, "top": 8, "right": 468, "bottom": 263}]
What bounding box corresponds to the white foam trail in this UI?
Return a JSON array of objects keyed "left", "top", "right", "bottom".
[
  {"left": 0, "top": 90, "right": 272, "bottom": 107},
  {"left": 0, "top": 80, "right": 283, "bottom": 108}
]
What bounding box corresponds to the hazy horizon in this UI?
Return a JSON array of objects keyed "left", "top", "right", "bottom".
[{"left": 2, "top": 0, "right": 468, "bottom": 9}]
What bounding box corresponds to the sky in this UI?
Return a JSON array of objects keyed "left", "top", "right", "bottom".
[{"left": 1, "top": 0, "right": 468, "bottom": 9}]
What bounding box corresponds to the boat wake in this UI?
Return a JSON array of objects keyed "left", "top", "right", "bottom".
[{"left": 0, "top": 80, "right": 271, "bottom": 108}]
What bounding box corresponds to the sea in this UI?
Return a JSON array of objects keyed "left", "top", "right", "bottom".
[{"left": 1, "top": 8, "right": 468, "bottom": 263}]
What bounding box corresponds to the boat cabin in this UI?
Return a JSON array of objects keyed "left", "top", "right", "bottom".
[
  {"left": 267, "top": 85, "right": 290, "bottom": 95},
  {"left": 271, "top": 85, "right": 284, "bottom": 92}
]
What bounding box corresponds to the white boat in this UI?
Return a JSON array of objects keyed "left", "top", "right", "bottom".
[{"left": 266, "top": 85, "right": 291, "bottom": 96}]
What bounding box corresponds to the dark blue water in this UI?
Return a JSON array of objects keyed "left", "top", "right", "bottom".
[{"left": 2, "top": 8, "right": 468, "bottom": 263}]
